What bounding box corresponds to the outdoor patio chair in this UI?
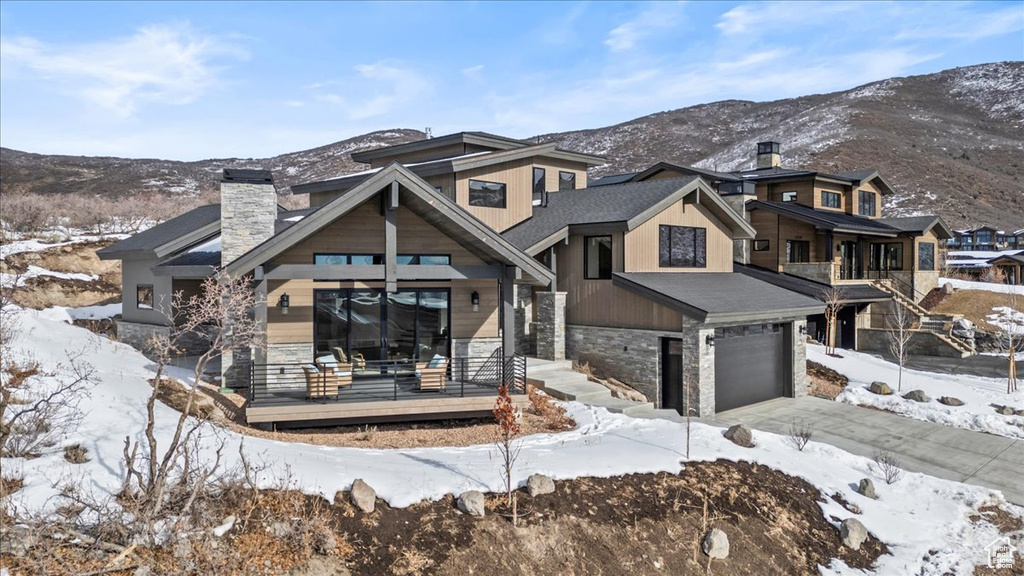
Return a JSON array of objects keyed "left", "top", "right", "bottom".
[
  {"left": 415, "top": 355, "right": 449, "bottom": 391},
  {"left": 303, "top": 356, "right": 353, "bottom": 399},
  {"left": 333, "top": 347, "right": 366, "bottom": 374}
]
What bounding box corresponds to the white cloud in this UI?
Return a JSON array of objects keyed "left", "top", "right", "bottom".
[
  {"left": 604, "top": 2, "right": 687, "bottom": 53},
  {"left": 461, "top": 64, "right": 485, "bottom": 80},
  {"left": 0, "top": 23, "right": 247, "bottom": 118},
  {"left": 717, "top": 1, "right": 861, "bottom": 37},
  {"left": 311, "top": 62, "right": 431, "bottom": 120},
  {"left": 895, "top": 3, "right": 1024, "bottom": 40}
]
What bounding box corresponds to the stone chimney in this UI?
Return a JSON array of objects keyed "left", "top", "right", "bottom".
[
  {"left": 220, "top": 169, "right": 277, "bottom": 265},
  {"left": 756, "top": 141, "right": 781, "bottom": 169}
]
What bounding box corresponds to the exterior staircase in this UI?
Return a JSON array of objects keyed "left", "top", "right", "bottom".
[
  {"left": 525, "top": 358, "right": 684, "bottom": 422},
  {"left": 873, "top": 281, "right": 974, "bottom": 357}
]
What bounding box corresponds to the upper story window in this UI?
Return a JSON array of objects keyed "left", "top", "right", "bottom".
[
  {"left": 785, "top": 240, "right": 810, "bottom": 263},
  {"left": 821, "top": 191, "right": 841, "bottom": 208},
  {"left": 869, "top": 242, "right": 903, "bottom": 271},
  {"left": 919, "top": 243, "right": 935, "bottom": 271},
  {"left": 659, "top": 225, "right": 707, "bottom": 268},
  {"left": 976, "top": 231, "right": 993, "bottom": 244},
  {"left": 397, "top": 254, "right": 451, "bottom": 265},
  {"left": 781, "top": 191, "right": 797, "bottom": 202},
  {"left": 469, "top": 179, "right": 506, "bottom": 208},
  {"left": 532, "top": 168, "right": 546, "bottom": 206},
  {"left": 559, "top": 171, "right": 576, "bottom": 191},
  {"left": 136, "top": 285, "right": 154, "bottom": 310},
  {"left": 584, "top": 236, "right": 613, "bottom": 279},
  {"left": 858, "top": 190, "right": 876, "bottom": 216},
  {"left": 315, "top": 254, "right": 384, "bottom": 265}
]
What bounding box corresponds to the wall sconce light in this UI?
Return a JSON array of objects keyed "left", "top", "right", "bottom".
[
  {"left": 705, "top": 334, "right": 715, "bottom": 347},
  {"left": 279, "top": 293, "right": 290, "bottom": 315},
  {"left": 471, "top": 291, "right": 480, "bottom": 312}
]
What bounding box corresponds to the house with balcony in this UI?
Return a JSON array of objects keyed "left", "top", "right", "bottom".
[
  {"left": 947, "top": 225, "right": 1023, "bottom": 252},
  {"left": 99, "top": 132, "right": 825, "bottom": 425}
]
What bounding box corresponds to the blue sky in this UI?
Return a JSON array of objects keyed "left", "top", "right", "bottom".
[{"left": 1, "top": 1, "right": 1022, "bottom": 160}]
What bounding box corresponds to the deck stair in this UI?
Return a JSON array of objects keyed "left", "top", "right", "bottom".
[
  {"left": 873, "top": 281, "right": 975, "bottom": 357},
  {"left": 525, "top": 358, "right": 683, "bottom": 422}
]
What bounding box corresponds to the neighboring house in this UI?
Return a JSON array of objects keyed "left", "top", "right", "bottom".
[
  {"left": 946, "top": 249, "right": 1024, "bottom": 284},
  {"left": 947, "top": 225, "right": 1023, "bottom": 252},
  {"left": 100, "top": 132, "right": 824, "bottom": 425}
]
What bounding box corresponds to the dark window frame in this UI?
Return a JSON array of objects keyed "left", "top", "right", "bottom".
[
  {"left": 532, "top": 167, "right": 546, "bottom": 206},
  {"left": 869, "top": 242, "right": 904, "bottom": 271},
  {"left": 468, "top": 179, "right": 507, "bottom": 208},
  {"left": 786, "top": 240, "right": 810, "bottom": 263},
  {"left": 558, "top": 171, "right": 576, "bottom": 191},
  {"left": 858, "top": 190, "right": 876, "bottom": 216},
  {"left": 583, "top": 235, "right": 613, "bottom": 280},
  {"left": 659, "top": 225, "right": 708, "bottom": 268},
  {"left": 396, "top": 254, "right": 452, "bottom": 265},
  {"left": 136, "top": 284, "right": 154, "bottom": 310},
  {"left": 753, "top": 239, "right": 770, "bottom": 252},
  {"left": 821, "top": 191, "right": 841, "bottom": 208},
  {"left": 919, "top": 242, "right": 935, "bottom": 271},
  {"left": 781, "top": 190, "right": 798, "bottom": 202}
]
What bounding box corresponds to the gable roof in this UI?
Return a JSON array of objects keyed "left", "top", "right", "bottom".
[
  {"left": 502, "top": 176, "right": 756, "bottom": 254},
  {"left": 589, "top": 172, "right": 639, "bottom": 187},
  {"left": 747, "top": 201, "right": 900, "bottom": 237},
  {"left": 350, "top": 131, "right": 529, "bottom": 164},
  {"left": 613, "top": 272, "right": 824, "bottom": 323},
  {"left": 877, "top": 216, "right": 953, "bottom": 239},
  {"left": 734, "top": 263, "right": 890, "bottom": 304},
  {"left": 97, "top": 204, "right": 221, "bottom": 260},
  {"left": 224, "top": 163, "right": 555, "bottom": 286},
  {"left": 633, "top": 162, "right": 741, "bottom": 184}
]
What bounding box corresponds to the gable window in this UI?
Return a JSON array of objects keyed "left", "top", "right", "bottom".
[
  {"left": 753, "top": 239, "right": 770, "bottom": 252},
  {"left": 469, "top": 179, "right": 506, "bottom": 208},
  {"left": 821, "top": 191, "right": 841, "bottom": 208},
  {"left": 315, "top": 254, "right": 384, "bottom": 266},
  {"left": 559, "top": 171, "right": 576, "bottom": 191},
  {"left": 137, "top": 285, "right": 154, "bottom": 310},
  {"left": 659, "top": 225, "right": 707, "bottom": 268},
  {"left": 869, "top": 243, "right": 903, "bottom": 271},
  {"left": 786, "top": 240, "right": 810, "bottom": 263},
  {"left": 858, "top": 190, "right": 876, "bottom": 216},
  {"left": 584, "top": 235, "right": 613, "bottom": 279},
  {"left": 397, "top": 254, "right": 452, "bottom": 265},
  {"left": 781, "top": 191, "right": 797, "bottom": 202},
  {"left": 919, "top": 243, "right": 935, "bottom": 271},
  {"left": 532, "top": 167, "right": 546, "bottom": 206}
]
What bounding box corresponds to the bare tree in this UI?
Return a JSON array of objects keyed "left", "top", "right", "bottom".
[
  {"left": 493, "top": 382, "right": 522, "bottom": 525},
  {"left": 886, "top": 300, "right": 915, "bottom": 393},
  {"left": 821, "top": 285, "right": 847, "bottom": 356},
  {"left": 987, "top": 291, "right": 1022, "bottom": 394},
  {"left": 120, "top": 271, "right": 264, "bottom": 542}
]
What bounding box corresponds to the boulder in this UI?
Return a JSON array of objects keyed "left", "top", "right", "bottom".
[
  {"left": 857, "top": 478, "right": 877, "bottom": 500},
  {"left": 527, "top": 474, "right": 555, "bottom": 497},
  {"left": 350, "top": 479, "right": 376, "bottom": 514},
  {"left": 952, "top": 318, "right": 975, "bottom": 339},
  {"left": 902, "top": 390, "right": 930, "bottom": 403},
  {"left": 840, "top": 518, "right": 868, "bottom": 550},
  {"left": 941, "top": 282, "right": 954, "bottom": 295},
  {"left": 1015, "top": 409, "right": 1024, "bottom": 417},
  {"left": 457, "top": 491, "right": 486, "bottom": 517},
  {"left": 701, "top": 528, "right": 730, "bottom": 559},
  {"left": 723, "top": 424, "right": 754, "bottom": 448},
  {"left": 212, "top": 515, "right": 236, "bottom": 537},
  {"left": 868, "top": 381, "right": 892, "bottom": 396},
  {"left": 939, "top": 396, "right": 965, "bottom": 407},
  {"left": 994, "top": 405, "right": 1015, "bottom": 416},
  {"left": 0, "top": 525, "right": 37, "bottom": 557}
]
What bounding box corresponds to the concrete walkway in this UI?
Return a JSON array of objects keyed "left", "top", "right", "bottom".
[{"left": 712, "top": 396, "right": 1024, "bottom": 505}]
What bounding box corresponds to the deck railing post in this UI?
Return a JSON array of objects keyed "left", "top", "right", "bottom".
[
  {"left": 250, "top": 362, "right": 256, "bottom": 404},
  {"left": 393, "top": 366, "right": 398, "bottom": 401}
]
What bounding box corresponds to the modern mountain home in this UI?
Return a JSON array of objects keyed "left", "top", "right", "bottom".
[
  {"left": 947, "top": 225, "right": 1023, "bottom": 252},
  {"left": 99, "top": 131, "right": 828, "bottom": 426}
]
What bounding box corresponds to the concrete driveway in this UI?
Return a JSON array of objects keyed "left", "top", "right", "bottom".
[{"left": 711, "top": 396, "right": 1024, "bottom": 505}]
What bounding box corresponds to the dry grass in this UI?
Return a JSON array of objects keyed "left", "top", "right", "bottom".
[
  {"left": 63, "top": 444, "right": 90, "bottom": 464},
  {"left": 527, "top": 385, "right": 576, "bottom": 431},
  {"left": 933, "top": 289, "right": 1020, "bottom": 327}
]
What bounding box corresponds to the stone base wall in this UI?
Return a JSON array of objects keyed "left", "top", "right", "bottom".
[
  {"left": 115, "top": 321, "right": 170, "bottom": 354},
  {"left": 858, "top": 328, "right": 963, "bottom": 358},
  {"left": 566, "top": 324, "right": 677, "bottom": 407},
  {"left": 535, "top": 292, "right": 566, "bottom": 360},
  {"left": 266, "top": 342, "right": 314, "bottom": 365},
  {"left": 452, "top": 337, "right": 503, "bottom": 358}
]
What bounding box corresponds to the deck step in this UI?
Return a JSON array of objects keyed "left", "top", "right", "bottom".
[{"left": 589, "top": 397, "right": 655, "bottom": 415}]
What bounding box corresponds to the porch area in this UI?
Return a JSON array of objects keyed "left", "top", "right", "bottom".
[{"left": 244, "top": 355, "right": 526, "bottom": 426}]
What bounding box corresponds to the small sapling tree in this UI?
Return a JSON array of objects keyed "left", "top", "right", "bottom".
[
  {"left": 493, "top": 382, "right": 522, "bottom": 525},
  {"left": 886, "top": 300, "right": 915, "bottom": 393},
  {"left": 822, "top": 285, "right": 847, "bottom": 356},
  {"left": 987, "top": 291, "right": 1022, "bottom": 394}
]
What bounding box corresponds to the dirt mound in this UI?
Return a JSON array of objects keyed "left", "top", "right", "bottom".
[
  {"left": 808, "top": 360, "right": 849, "bottom": 400},
  {"left": 2, "top": 240, "right": 121, "bottom": 309}
]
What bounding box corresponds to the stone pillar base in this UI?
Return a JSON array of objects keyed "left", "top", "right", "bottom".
[{"left": 535, "top": 292, "right": 567, "bottom": 360}]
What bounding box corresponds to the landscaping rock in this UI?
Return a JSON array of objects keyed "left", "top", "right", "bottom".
[
  {"left": 857, "top": 478, "right": 877, "bottom": 500},
  {"left": 350, "top": 479, "right": 376, "bottom": 513},
  {"left": 268, "top": 521, "right": 292, "bottom": 538},
  {"left": 952, "top": 318, "right": 975, "bottom": 340},
  {"left": 868, "top": 381, "right": 892, "bottom": 395},
  {"left": 457, "top": 490, "right": 486, "bottom": 517},
  {"left": 994, "top": 405, "right": 1015, "bottom": 416},
  {"left": 0, "top": 525, "right": 37, "bottom": 557},
  {"left": 902, "top": 390, "right": 929, "bottom": 403},
  {"left": 723, "top": 424, "right": 754, "bottom": 448},
  {"left": 1015, "top": 409, "right": 1024, "bottom": 417},
  {"left": 939, "top": 396, "right": 965, "bottom": 407},
  {"left": 527, "top": 474, "right": 555, "bottom": 497},
  {"left": 840, "top": 518, "right": 868, "bottom": 550},
  {"left": 212, "top": 515, "right": 236, "bottom": 537},
  {"left": 701, "top": 528, "right": 729, "bottom": 559},
  {"left": 941, "top": 282, "right": 954, "bottom": 295}
]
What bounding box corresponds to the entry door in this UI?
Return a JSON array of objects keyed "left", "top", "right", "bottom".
[
  {"left": 661, "top": 338, "right": 684, "bottom": 414},
  {"left": 839, "top": 241, "right": 858, "bottom": 280}
]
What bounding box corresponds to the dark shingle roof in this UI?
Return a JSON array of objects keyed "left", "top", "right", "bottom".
[
  {"left": 876, "top": 215, "right": 952, "bottom": 240},
  {"left": 589, "top": 173, "right": 639, "bottom": 186},
  {"left": 157, "top": 251, "right": 221, "bottom": 267},
  {"left": 734, "top": 263, "right": 890, "bottom": 303},
  {"left": 97, "top": 204, "right": 221, "bottom": 258},
  {"left": 748, "top": 201, "right": 899, "bottom": 235},
  {"left": 832, "top": 169, "right": 878, "bottom": 182},
  {"left": 613, "top": 272, "right": 824, "bottom": 322},
  {"left": 502, "top": 177, "right": 699, "bottom": 251}
]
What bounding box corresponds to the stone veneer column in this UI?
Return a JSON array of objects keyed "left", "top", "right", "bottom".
[
  {"left": 682, "top": 317, "right": 716, "bottom": 417},
  {"left": 791, "top": 320, "right": 809, "bottom": 398},
  {"left": 534, "top": 292, "right": 566, "bottom": 360}
]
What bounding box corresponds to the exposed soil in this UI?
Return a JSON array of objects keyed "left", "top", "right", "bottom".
[
  {"left": 807, "top": 360, "right": 849, "bottom": 400},
  {"left": 971, "top": 503, "right": 1024, "bottom": 575},
  {"left": 933, "top": 289, "right": 1020, "bottom": 328},
  {"left": 1, "top": 240, "right": 121, "bottom": 309},
  {"left": 919, "top": 287, "right": 951, "bottom": 311}
]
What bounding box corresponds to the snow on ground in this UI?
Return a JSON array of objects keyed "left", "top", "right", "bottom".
[
  {"left": 37, "top": 303, "right": 122, "bottom": 323},
  {"left": 939, "top": 277, "right": 1024, "bottom": 295},
  {"left": 1, "top": 265, "right": 98, "bottom": 288},
  {"left": 3, "top": 309, "right": 1021, "bottom": 575},
  {"left": 810, "top": 344, "right": 1024, "bottom": 439},
  {"left": 0, "top": 233, "right": 129, "bottom": 259}
]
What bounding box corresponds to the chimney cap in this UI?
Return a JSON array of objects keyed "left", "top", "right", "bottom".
[
  {"left": 222, "top": 168, "right": 274, "bottom": 184},
  {"left": 757, "top": 141, "right": 781, "bottom": 154}
]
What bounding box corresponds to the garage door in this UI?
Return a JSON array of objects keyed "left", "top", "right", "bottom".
[{"left": 714, "top": 323, "right": 788, "bottom": 412}]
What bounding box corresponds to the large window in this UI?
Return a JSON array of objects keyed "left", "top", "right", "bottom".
[
  {"left": 858, "top": 190, "right": 876, "bottom": 216},
  {"left": 659, "top": 225, "right": 707, "bottom": 268},
  {"left": 786, "top": 240, "right": 810, "bottom": 263},
  {"left": 469, "top": 179, "right": 506, "bottom": 208},
  {"left": 532, "top": 167, "right": 546, "bottom": 206},
  {"left": 919, "top": 243, "right": 935, "bottom": 271},
  {"left": 136, "top": 285, "right": 154, "bottom": 309},
  {"left": 314, "top": 254, "right": 384, "bottom": 265},
  {"left": 869, "top": 243, "right": 903, "bottom": 271},
  {"left": 821, "top": 191, "right": 841, "bottom": 208},
  {"left": 559, "top": 171, "right": 576, "bottom": 191},
  {"left": 584, "top": 235, "right": 613, "bottom": 279},
  {"left": 781, "top": 191, "right": 797, "bottom": 202},
  {"left": 753, "top": 239, "right": 770, "bottom": 251},
  {"left": 397, "top": 254, "right": 451, "bottom": 265}
]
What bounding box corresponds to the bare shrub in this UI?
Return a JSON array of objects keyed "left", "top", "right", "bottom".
[
  {"left": 787, "top": 419, "right": 813, "bottom": 451},
  {"left": 63, "top": 443, "right": 90, "bottom": 464},
  {"left": 526, "top": 385, "right": 575, "bottom": 431},
  {"left": 354, "top": 425, "right": 378, "bottom": 442},
  {"left": 1, "top": 193, "right": 54, "bottom": 234},
  {"left": 982, "top": 266, "right": 1008, "bottom": 285},
  {"left": 872, "top": 449, "right": 904, "bottom": 485}
]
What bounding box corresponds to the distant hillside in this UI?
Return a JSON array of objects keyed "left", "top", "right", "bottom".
[{"left": 2, "top": 62, "right": 1022, "bottom": 229}]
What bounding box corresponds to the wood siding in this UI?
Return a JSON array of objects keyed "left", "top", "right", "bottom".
[
  {"left": 756, "top": 180, "right": 815, "bottom": 207},
  {"left": 454, "top": 158, "right": 534, "bottom": 232},
  {"left": 813, "top": 180, "right": 848, "bottom": 212},
  {"left": 848, "top": 180, "right": 882, "bottom": 219},
  {"left": 624, "top": 200, "right": 733, "bottom": 272},
  {"left": 749, "top": 210, "right": 820, "bottom": 270},
  {"left": 531, "top": 159, "right": 589, "bottom": 192}
]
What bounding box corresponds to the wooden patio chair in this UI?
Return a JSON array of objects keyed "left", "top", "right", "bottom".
[
  {"left": 333, "top": 347, "right": 366, "bottom": 374},
  {"left": 415, "top": 356, "right": 449, "bottom": 391},
  {"left": 303, "top": 357, "right": 353, "bottom": 399}
]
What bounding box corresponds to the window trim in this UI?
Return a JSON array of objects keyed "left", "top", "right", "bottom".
[
  {"left": 468, "top": 179, "right": 507, "bottom": 208},
  {"left": 558, "top": 171, "right": 576, "bottom": 191},
  {"left": 753, "top": 239, "right": 770, "bottom": 252},
  {"left": 583, "top": 235, "right": 613, "bottom": 280},
  {"left": 532, "top": 167, "right": 546, "bottom": 206},
  {"left": 821, "top": 191, "right": 841, "bottom": 209},
  {"left": 858, "top": 190, "right": 876, "bottom": 216},
  {"left": 136, "top": 284, "right": 154, "bottom": 310},
  {"left": 659, "top": 225, "right": 708, "bottom": 268}
]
